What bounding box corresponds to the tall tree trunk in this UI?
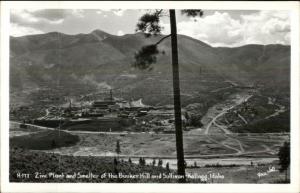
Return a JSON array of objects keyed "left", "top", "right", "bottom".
[{"left": 169, "top": 9, "right": 186, "bottom": 183}]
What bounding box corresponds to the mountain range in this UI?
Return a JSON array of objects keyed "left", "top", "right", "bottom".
[{"left": 9, "top": 29, "right": 290, "bottom": 107}]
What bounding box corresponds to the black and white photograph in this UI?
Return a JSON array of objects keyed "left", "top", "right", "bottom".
[{"left": 1, "top": 1, "right": 300, "bottom": 193}]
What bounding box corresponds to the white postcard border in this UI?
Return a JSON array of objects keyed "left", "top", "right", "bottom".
[{"left": 1, "top": 1, "right": 299, "bottom": 193}]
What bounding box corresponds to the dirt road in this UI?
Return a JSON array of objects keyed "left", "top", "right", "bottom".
[{"left": 204, "top": 94, "right": 252, "bottom": 135}]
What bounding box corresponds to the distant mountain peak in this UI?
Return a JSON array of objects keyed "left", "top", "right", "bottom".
[
  {"left": 91, "top": 29, "right": 110, "bottom": 36},
  {"left": 90, "top": 29, "right": 111, "bottom": 41}
]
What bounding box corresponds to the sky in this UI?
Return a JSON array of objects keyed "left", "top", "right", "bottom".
[{"left": 10, "top": 9, "right": 290, "bottom": 47}]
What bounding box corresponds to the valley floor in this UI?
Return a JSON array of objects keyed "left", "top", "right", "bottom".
[
  {"left": 9, "top": 123, "right": 289, "bottom": 183},
  {"left": 8, "top": 90, "right": 290, "bottom": 183}
]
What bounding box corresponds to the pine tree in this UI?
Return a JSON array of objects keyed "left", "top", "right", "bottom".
[
  {"left": 158, "top": 159, "right": 163, "bottom": 167},
  {"left": 139, "top": 157, "right": 146, "bottom": 166},
  {"left": 152, "top": 158, "right": 156, "bottom": 166},
  {"left": 51, "top": 140, "right": 56, "bottom": 148},
  {"left": 278, "top": 141, "right": 290, "bottom": 182},
  {"left": 114, "top": 157, "right": 118, "bottom": 166},
  {"left": 135, "top": 9, "right": 203, "bottom": 183},
  {"left": 194, "top": 161, "right": 198, "bottom": 168},
  {"left": 166, "top": 162, "right": 170, "bottom": 172},
  {"left": 115, "top": 140, "right": 121, "bottom": 156}
]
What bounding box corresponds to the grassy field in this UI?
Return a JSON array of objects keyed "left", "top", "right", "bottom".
[
  {"left": 9, "top": 124, "right": 288, "bottom": 158},
  {"left": 35, "top": 132, "right": 288, "bottom": 158},
  {"left": 9, "top": 121, "right": 289, "bottom": 159},
  {"left": 41, "top": 133, "right": 237, "bottom": 157}
]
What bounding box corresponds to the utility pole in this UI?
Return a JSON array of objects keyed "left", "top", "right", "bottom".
[{"left": 169, "top": 9, "right": 186, "bottom": 183}]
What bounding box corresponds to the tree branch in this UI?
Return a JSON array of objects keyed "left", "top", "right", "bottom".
[
  {"left": 155, "top": 9, "right": 164, "bottom": 16},
  {"left": 155, "top": 34, "right": 171, "bottom": 45}
]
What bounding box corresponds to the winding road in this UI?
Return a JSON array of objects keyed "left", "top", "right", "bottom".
[
  {"left": 200, "top": 94, "right": 253, "bottom": 154},
  {"left": 204, "top": 94, "right": 252, "bottom": 135}
]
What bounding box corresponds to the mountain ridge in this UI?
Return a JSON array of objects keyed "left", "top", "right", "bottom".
[
  {"left": 9, "top": 30, "right": 290, "bottom": 107},
  {"left": 10, "top": 29, "right": 290, "bottom": 48}
]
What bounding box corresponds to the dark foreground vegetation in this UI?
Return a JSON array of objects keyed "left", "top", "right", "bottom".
[
  {"left": 10, "top": 148, "right": 179, "bottom": 183},
  {"left": 10, "top": 130, "right": 80, "bottom": 150}
]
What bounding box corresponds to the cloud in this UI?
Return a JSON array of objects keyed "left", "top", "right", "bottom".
[
  {"left": 241, "top": 11, "right": 290, "bottom": 46},
  {"left": 180, "top": 12, "right": 244, "bottom": 47},
  {"left": 95, "top": 9, "right": 125, "bottom": 16},
  {"left": 29, "top": 9, "right": 70, "bottom": 21},
  {"left": 163, "top": 10, "right": 290, "bottom": 47},
  {"left": 11, "top": 9, "right": 86, "bottom": 26},
  {"left": 71, "top": 9, "right": 85, "bottom": 18},
  {"left": 10, "top": 23, "right": 44, "bottom": 37},
  {"left": 112, "top": 9, "right": 125, "bottom": 17},
  {"left": 11, "top": 9, "right": 72, "bottom": 25},
  {"left": 117, "top": 30, "right": 124, "bottom": 36},
  {"left": 10, "top": 9, "right": 86, "bottom": 36}
]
